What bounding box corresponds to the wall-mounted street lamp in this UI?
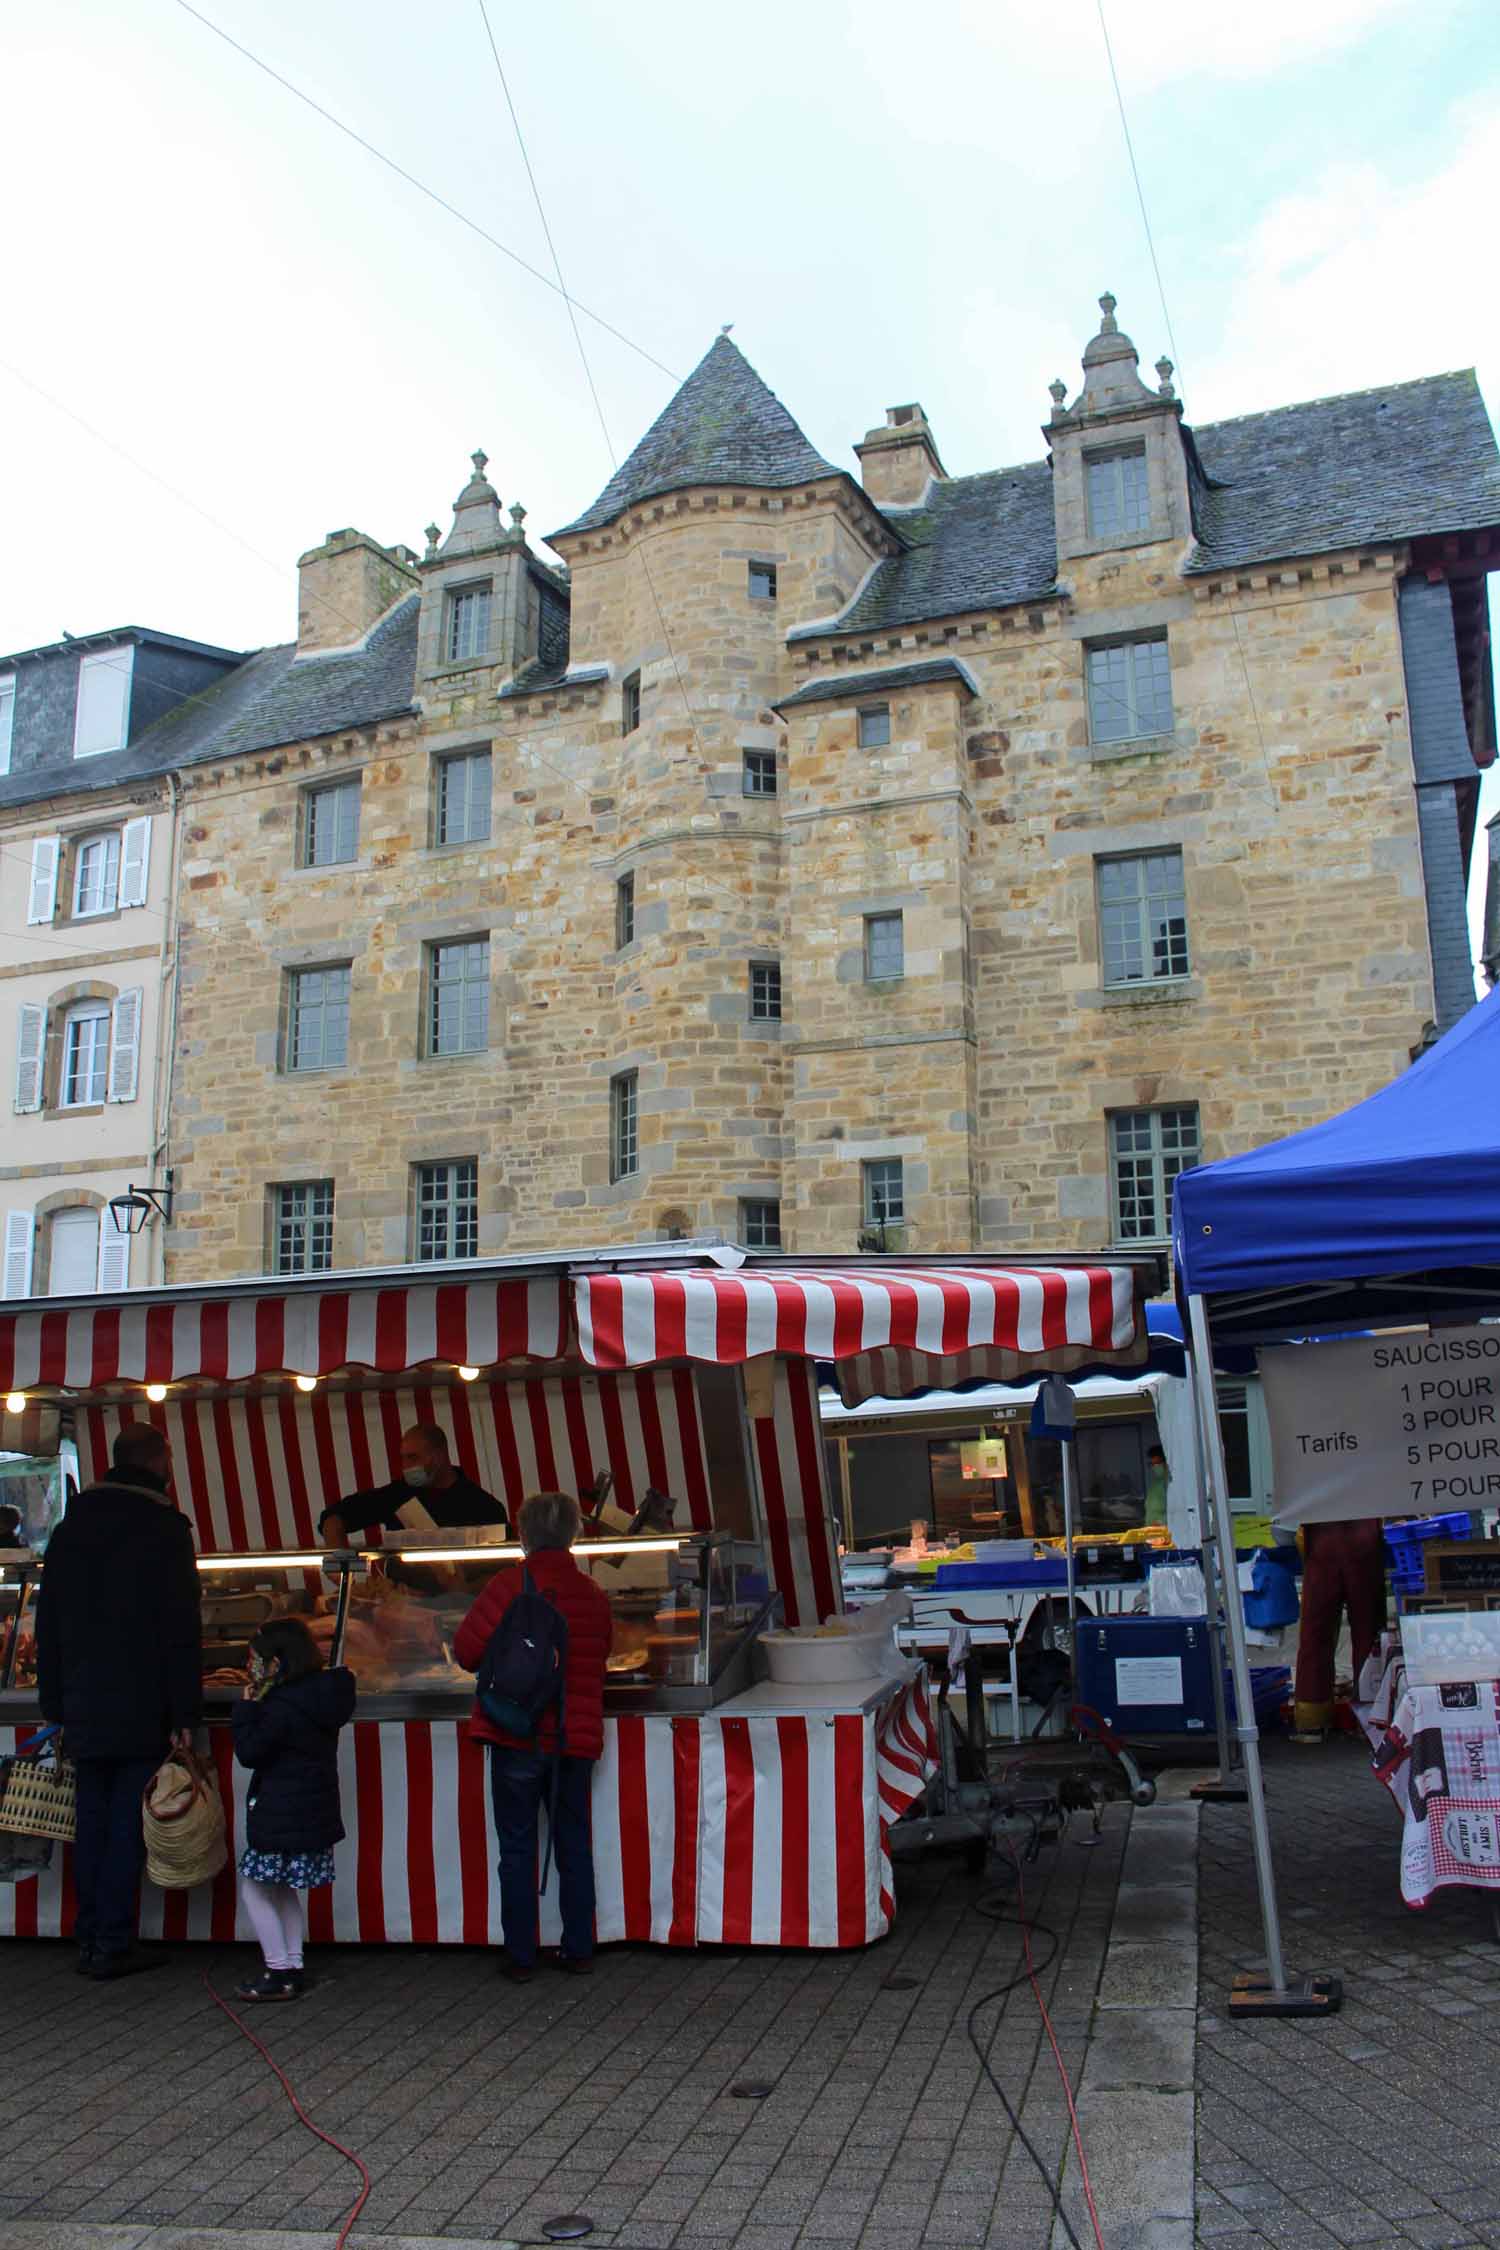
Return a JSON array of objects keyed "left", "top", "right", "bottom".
[{"left": 107, "top": 1169, "right": 175, "bottom": 1237}]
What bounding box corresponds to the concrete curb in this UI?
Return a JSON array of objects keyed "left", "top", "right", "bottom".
[
  {"left": 1052, "top": 1801, "right": 1199, "bottom": 2250},
  {"left": 0, "top": 2232, "right": 521, "bottom": 2250}
]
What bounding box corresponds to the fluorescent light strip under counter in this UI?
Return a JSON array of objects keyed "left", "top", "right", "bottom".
[
  {"left": 195, "top": 1552, "right": 345, "bottom": 1572},
  {"left": 358, "top": 1537, "right": 689, "bottom": 1564}
]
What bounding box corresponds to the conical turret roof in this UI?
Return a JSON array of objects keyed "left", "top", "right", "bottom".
[{"left": 552, "top": 335, "right": 841, "bottom": 537}]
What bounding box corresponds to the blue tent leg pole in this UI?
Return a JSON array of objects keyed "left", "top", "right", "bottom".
[{"left": 1186, "top": 1292, "right": 1341, "bottom": 2019}]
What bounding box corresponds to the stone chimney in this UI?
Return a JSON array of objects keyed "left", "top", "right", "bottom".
[
  {"left": 855, "top": 404, "right": 946, "bottom": 507},
  {"left": 296, "top": 529, "right": 421, "bottom": 656}
]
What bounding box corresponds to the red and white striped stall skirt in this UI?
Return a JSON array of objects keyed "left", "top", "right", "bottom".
[{"left": 0, "top": 1676, "right": 935, "bottom": 1950}]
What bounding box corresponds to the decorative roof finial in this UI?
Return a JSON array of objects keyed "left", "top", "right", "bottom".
[
  {"left": 424, "top": 522, "right": 441, "bottom": 558},
  {"left": 1155, "top": 356, "right": 1176, "bottom": 400},
  {"left": 509, "top": 500, "right": 527, "bottom": 532},
  {"left": 1098, "top": 292, "right": 1118, "bottom": 334},
  {"left": 720, "top": 322, "right": 734, "bottom": 336},
  {"left": 472, "top": 448, "right": 489, "bottom": 479},
  {"left": 1048, "top": 376, "right": 1068, "bottom": 422}
]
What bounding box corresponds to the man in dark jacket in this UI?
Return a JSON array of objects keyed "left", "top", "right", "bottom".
[
  {"left": 454, "top": 1491, "right": 612, "bottom": 1981},
  {"left": 319, "top": 1423, "right": 506, "bottom": 1545},
  {"left": 36, "top": 1424, "right": 202, "bottom": 1979}
]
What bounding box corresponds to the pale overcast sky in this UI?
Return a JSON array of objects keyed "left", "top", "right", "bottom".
[{"left": 4, "top": 0, "right": 1498, "bottom": 955}]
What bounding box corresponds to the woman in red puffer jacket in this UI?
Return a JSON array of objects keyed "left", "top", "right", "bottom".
[{"left": 454, "top": 1491, "right": 612, "bottom": 1979}]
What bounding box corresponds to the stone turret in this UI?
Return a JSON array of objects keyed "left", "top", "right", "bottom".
[{"left": 416, "top": 449, "right": 536, "bottom": 683}]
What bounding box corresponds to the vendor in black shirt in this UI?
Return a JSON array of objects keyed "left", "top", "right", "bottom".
[{"left": 319, "top": 1423, "right": 507, "bottom": 1547}]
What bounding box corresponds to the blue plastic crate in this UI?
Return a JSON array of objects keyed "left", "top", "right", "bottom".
[{"left": 1384, "top": 1512, "right": 1471, "bottom": 1593}]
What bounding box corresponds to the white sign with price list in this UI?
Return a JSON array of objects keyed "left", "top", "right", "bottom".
[{"left": 1258, "top": 1324, "right": 1500, "bottom": 1526}]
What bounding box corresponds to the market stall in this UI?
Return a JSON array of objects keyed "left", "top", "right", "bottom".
[
  {"left": 1174, "top": 984, "right": 1500, "bottom": 2009},
  {"left": 0, "top": 1246, "right": 1149, "bottom": 1950}
]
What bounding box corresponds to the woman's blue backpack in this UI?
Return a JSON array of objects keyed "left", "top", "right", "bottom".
[{"left": 476, "top": 1568, "right": 569, "bottom": 1739}]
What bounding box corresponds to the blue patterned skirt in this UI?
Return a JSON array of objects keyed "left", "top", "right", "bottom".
[{"left": 238, "top": 1846, "right": 337, "bottom": 1889}]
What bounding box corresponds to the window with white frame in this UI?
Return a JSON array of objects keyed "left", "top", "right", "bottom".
[
  {"left": 72, "top": 832, "right": 121, "bottom": 918},
  {"left": 427, "top": 938, "right": 489, "bottom": 1057},
  {"left": 862, "top": 1158, "right": 904, "bottom": 1228},
  {"left": 61, "top": 1002, "right": 110, "bottom": 1107},
  {"left": 302, "top": 777, "right": 360, "bottom": 868},
  {"left": 1086, "top": 634, "right": 1174, "bottom": 746},
  {"left": 0, "top": 676, "right": 14, "bottom": 777},
  {"left": 1097, "top": 850, "right": 1190, "bottom": 985},
  {"left": 611, "top": 1071, "right": 639, "bottom": 1181},
  {"left": 446, "top": 585, "right": 492, "bottom": 665},
  {"left": 857, "top": 704, "right": 891, "bottom": 749},
  {"left": 273, "top": 1181, "right": 335, "bottom": 1275},
  {"left": 742, "top": 749, "right": 777, "bottom": 797},
  {"left": 749, "top": 961, "right": 782, "bottom": 1020},
  {"left": 1109, "top": 1105, "right": 1201, "bottom": 1242},
  {"left": 47, "top": 1206, "right": 101, "bottom": 1295},
  {"left": 413, "top": 1159, "right": 478, "bottom": 1261},
  {"left": 285, "top": 965, "right": 351, "bottom": 1072},
  {"left": 864, "top": 912, "right": 904, "bottom": 982},
  {"left": 739, "top": 1197, "right": 781, "bottom": 1248},
  {"left": 435, "top": 749, "right": 491, "bottom": 846},
  {"left": 1085, "top": 444, "right": 1151, "bottom": 540},
  {"left": 73, "top": 646, "right": 134, "bottom": 758}
]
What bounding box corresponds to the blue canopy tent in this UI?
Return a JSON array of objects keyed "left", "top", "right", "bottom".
[{"left": 1170, "top": 986, "right": 1500, "bottom": 2017}]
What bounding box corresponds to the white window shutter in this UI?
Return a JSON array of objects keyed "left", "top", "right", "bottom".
[
  {"left": 3, "top": 1211, "right": 34, "bottom": 1299},
  {"left": 120, "top": 816, "right": 151, "bottom": 908},
  {"left": 97, "top": 1220, "right": 130, "bottom": 1293},
  {"left": 107, "top": 988, "right": 142, "bottom": 1103},
  {"left": 27, "top": 837, "right": 60, "bottom": 925},
  {"left": 14, "top": 1003, "right": 46, "bottom": 1113},
  {"left": 0, "top": 680, "right": 14, "bottom": 778}
]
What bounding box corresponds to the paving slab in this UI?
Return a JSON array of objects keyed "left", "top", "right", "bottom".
[{"left": 1098, "top": 1939, "right": 1199, "bottom": 2010}]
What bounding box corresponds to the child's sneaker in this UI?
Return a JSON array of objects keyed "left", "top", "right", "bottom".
[{"left": 236, "top": 1967, "right": 304, "bottom": 2002}]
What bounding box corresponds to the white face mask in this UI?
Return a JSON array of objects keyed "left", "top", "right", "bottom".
[{"left": 404, "top": 1466, "right": 430, "bottom": 1491}]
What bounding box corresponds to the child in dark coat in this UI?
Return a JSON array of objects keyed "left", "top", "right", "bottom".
[{"left": 231, "top": 1617, "right": 355, "bottom": 2001}]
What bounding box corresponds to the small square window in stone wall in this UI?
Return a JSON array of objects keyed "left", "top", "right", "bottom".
[
  {"left": 447, "top": 585, "right": 492, "bottom": 665},
  {"left": 436, "top": 751, "right": 491, "bottom": 846},
  {"left": 287, "top": 965, "right": 351, "bottom": 1072},
  {"left": 857, "top": 704, "right": 891, "bottom": 749},
  {"left": 863, "top": 1159, "right": 904, "bottom": 1227},
  {"left": 1109, "top": 1105, "right": 1199, "bottom": 1241},
  {"left": 740, "top": 1198, "right": 781, "bottom": 1248},
  {"left": 303, "top": 777, "right": 360, "bottom": 868},
  {"left": 864, "top": 913, "right": 904, "bottom": 981},
  {"left": 743, "top": 750, "right": 777, "bottom": 797},
  {"left": 749, "top": 960, "right": 782, "bottom": 1020},
  {"left": 748, "top": 562, "right": 777, "bottom": 601}
]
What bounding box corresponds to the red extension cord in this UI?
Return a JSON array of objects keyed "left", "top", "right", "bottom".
[
  {"left": 1004, "top": 1841, "right": 1108, "bottom": 2250},
  {"left": 204, "top": 1971, "right": 371, "bottom": 2250}
]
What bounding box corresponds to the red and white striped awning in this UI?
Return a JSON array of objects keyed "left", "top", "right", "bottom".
[
  {"left": 0, "top": 1277, "right": 567, "bottom": 1393},
  {"left": 577, "top": 1262, "right": 1144, "bottom": 1404}
]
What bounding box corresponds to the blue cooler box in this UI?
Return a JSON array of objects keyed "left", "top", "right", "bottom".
[{"left": 1073, "top": 1615, "right": 1216, "bottom": 1735}]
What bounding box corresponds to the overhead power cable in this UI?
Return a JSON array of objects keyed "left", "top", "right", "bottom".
[
  {"left": 1094, "top": 0, "right": 1179, "bottom": 376},
  {"left": 174, "top": 0, "right": 680, "bottom": 381}
]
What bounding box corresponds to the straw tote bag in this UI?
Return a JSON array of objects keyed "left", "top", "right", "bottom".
[
  {"left": 0, "top": 1725, "right": 76, "bottom": 1858},
  {"left": 143, "top": 1747, "right": 229, "bottom": 1889}
]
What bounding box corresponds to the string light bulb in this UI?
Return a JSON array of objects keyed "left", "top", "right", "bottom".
[
  {"left": 4, "top": 1393, "right": 25, "bottom": 1416},
  {"left": 294, "top": 1374, "right": 319, "bottom": 1393},
  {"left": 458, "top": 1365, "right": 479, "bottom": 1382},
  {"left": 145, "top": 1384, "right": 168, "bottom": 1404}
]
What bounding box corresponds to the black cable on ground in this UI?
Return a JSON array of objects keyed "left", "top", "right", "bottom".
[{"left": 963, "top": 1828, "right": 1087, "bottom": 2250}]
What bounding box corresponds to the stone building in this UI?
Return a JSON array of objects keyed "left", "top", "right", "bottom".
[
  {"left": 147, "top": 298, "right": 1498, "bottom": 1279},
  {"left": 0, "top": 625, "right": 244, "bottom": 1297}
]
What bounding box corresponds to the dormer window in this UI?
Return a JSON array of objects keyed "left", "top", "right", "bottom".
[
  {"left": 446, "top": 584, "right": 492, "bottom": 665},
  {"left": 1085, "top": 443, "right": 1150, "bottom": 540},
  {"left": 73, "top": 646, "right": 134, "bottom": 759}
]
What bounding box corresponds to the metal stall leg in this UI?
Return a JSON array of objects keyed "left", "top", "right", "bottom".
[
  {"left": 1189, "top": 1385, "right": 1248, "bottom": 1805},
  {"left": 1187, "top": 1294, "right": 1341, "bottom": 2019}
]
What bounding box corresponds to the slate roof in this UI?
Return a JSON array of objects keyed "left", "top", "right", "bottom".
[
  {"left": 0, "top": 596, "right": 419, "bottom": 812},
  {"left": 772, "top": 658, "right": 977, "bottom": 712},
  {"left": 552, "top": 336, "right": 844, "bottom": 538},
  {"left": 0, "top": 624, "right": 244, "bottom": 668},
  {"left": 797, "top": 370, "right": 1500, "bottom": 641}
]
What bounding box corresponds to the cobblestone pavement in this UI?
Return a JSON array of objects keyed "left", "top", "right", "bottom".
[
  {"left": 1196, "top": 1730, "right": 1500, "bottom": 2250},
  {"left": 0, "top": 1808, "right": 1130, "bottom": 2250}
]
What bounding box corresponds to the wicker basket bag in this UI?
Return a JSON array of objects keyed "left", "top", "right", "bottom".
[
  {"left": 0, "top": 1726, "right": 76, "bottom": 1847},
  {"left": 142, "top": 1748, "right": 229, "bottom": 1889}
]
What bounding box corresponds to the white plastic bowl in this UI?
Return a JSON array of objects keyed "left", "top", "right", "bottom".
[{"left": 759, "top": 1631, "right": 885, "bottom": 1684}]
